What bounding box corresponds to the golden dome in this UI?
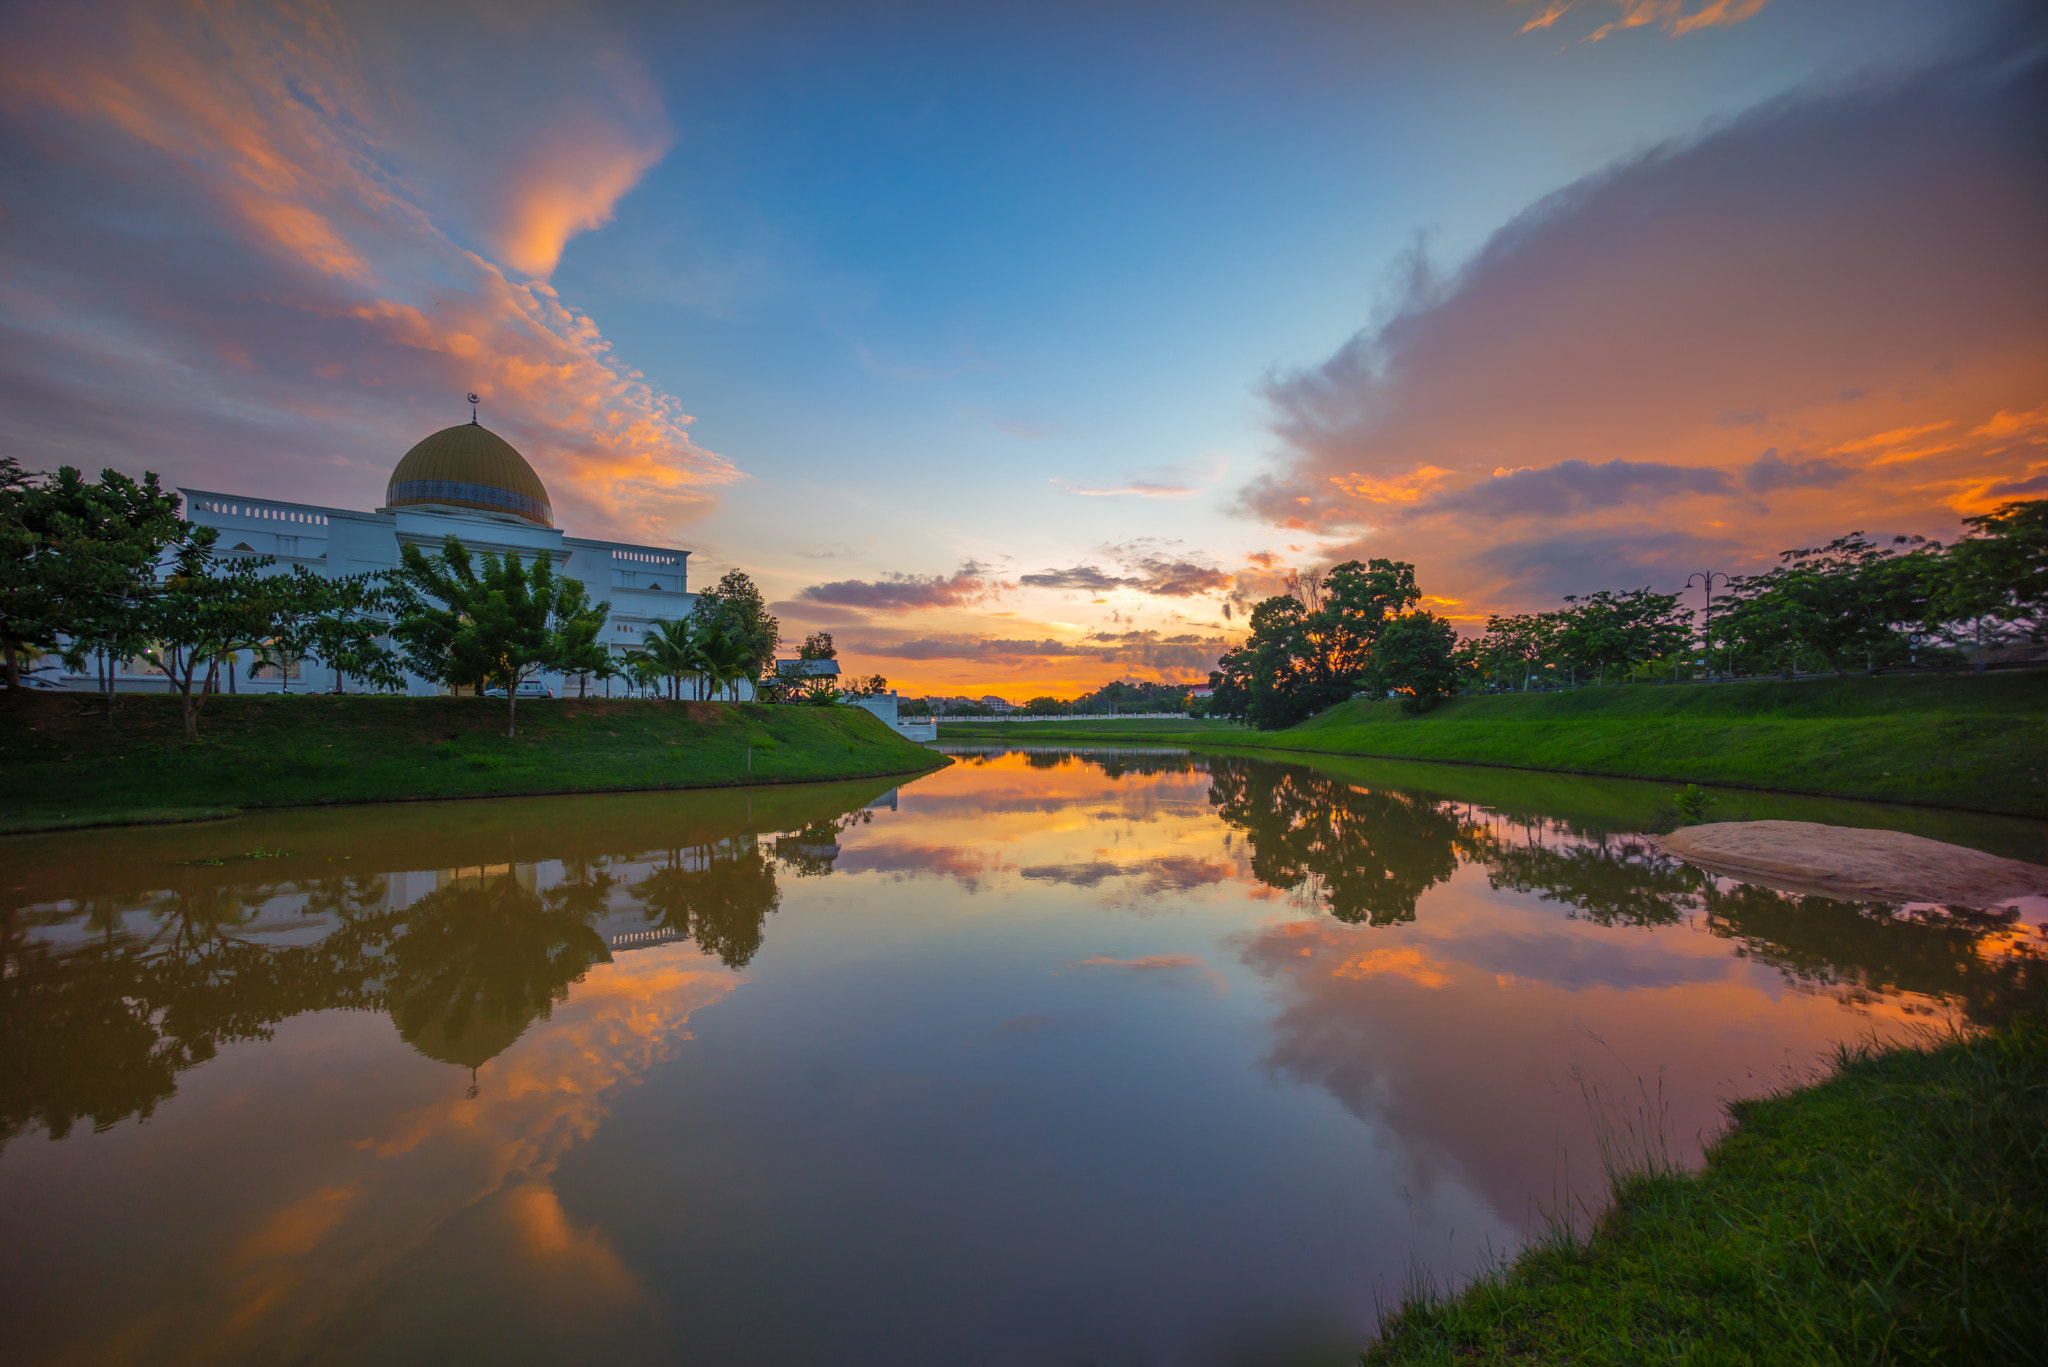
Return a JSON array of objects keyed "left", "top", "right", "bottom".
[{"left": 386, "top": 422, "right": 553, "bottom": 527}]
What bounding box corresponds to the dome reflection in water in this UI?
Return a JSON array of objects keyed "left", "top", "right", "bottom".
[{"left": 0, "top": 752, "right": 2039, "bottom": 1366}]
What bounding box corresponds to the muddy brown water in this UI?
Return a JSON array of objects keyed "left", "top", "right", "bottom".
[{"left": 3, "top": 749, "right": 2041, "bottom": 1366}]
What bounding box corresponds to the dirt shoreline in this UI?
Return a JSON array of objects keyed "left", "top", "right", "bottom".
[{"left": 1649, "top": 820, "right": 2048, "bottom": 908}]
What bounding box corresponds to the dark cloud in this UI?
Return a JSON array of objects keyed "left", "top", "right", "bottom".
[
  {"left": 1472, "top": 528, "right": 1750, "bottom": 601},
  {"left": 1742, "top": 448, "right": 1851, "bottom": 494},
  {"left": 1020, "top": 566, "right": 1138, "bottom": 593},
  {"left": 1423, "top": 459, "right": 1736, "bottom": 520},
  {"left": 1020, "top": 547, "right": 1233, "bottom": 599},
  {"left": 795, "top": 564, "right": 1001, "bottom": 611}
]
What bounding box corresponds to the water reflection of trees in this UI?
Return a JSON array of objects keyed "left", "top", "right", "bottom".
[
  {"left": 1475, "top": 834, "right": 1700, "bottom": 927},
  {"left": 1, "top": 793, "right": 892, "bottom": 1145},
  {"left": 1, "top": 872, "right": 399, "bottom": 1145},
  {"left": 387, "top": 869, "right": 615, "bottom": 1072},
  {"left": 1208, "top": 756, "right": 2044, "bottom": 1023},
  {"left": 630, "top": 837, "right": 782, "bottom": 970},
  {"left": 1701, "top": 884, "right": 2045, "bottom": 1027},
  {"left": 1206, "top": 756, "right": 1475, "bottom": 925}
]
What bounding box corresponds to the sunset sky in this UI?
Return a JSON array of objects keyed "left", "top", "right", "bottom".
[{"left": 2, "top": 0, "right": 2043, "bottom": 697}]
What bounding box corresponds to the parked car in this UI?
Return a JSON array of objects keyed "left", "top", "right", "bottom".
[{"left": 483, "top": 680, "right": 553, "bottom": 699}]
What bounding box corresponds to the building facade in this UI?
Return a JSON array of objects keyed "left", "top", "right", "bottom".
[{"left": 63, "top": 417, "right": 704, "bottom": 695}]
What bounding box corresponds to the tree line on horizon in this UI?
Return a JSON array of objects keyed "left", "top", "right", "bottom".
[{"left": 1206, "top": 500, "right": 2046, "bottom": 730}]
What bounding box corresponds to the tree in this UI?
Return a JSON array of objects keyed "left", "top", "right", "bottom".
[
  {"left": 246, "top": 567, "right": 402, "bottom": 694},
  {"left": 387, "top": 536, "right": 610, "bottom": 736},
  {"left": 633, "top": 618, "right": 699, "bottom": 699},
  {"left": 692, "top": 619, "right": 755, "bottom": 701},
  {"left": 1023, "top": 695, "right": 1064, "bottom": 715},
  {"left": 694, "top": 569, "right": 779, "bottom": 686},
  {"left": 1934, "top": 499, "right": 2047, "bottom": 669},
  {"left": 1723, "top": 533, "right": 1938, "bottom": 675},
  {"left": 143, "top": 532, "right": 277, "bottom": 739},
  {"left": 798, "top": 631, "right": 836, "bottom": 661},
  {"left": 1367, "top": 611, "right": 1461, "bottom": 712},
  {"left": 1, "top": 461, "right": 186, "bottom": 692},
  {"left": 1209, "top": 559, "right": 1425, "bottom": 729}
]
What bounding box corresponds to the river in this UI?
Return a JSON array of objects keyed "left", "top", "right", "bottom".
[{"left": 2, "top": 747, "right": 2040, "bottom": 1366}]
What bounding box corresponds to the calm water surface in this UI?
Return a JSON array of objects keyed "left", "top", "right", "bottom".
[{"left": 3, "top": 749, "right": 2041, "bottom": 1366}]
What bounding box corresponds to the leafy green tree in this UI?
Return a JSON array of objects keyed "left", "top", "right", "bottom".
[
  {"left": 143, "top": 533, "right": 278, "bottom": 739},
  {"left": 1933, "top": 499, "right": 2046, "bottom": 669},
  {"left": 1023, "top": 695, "right": 1064, "bottom": 715},
  {"left": 0, "top": 461, "right": 186, "bottom": 692},
  {"left": 387, "top": 536, "right": 610, "bottom": 735},
  {"left": 692, "top": 569, "right": 779, "bottom": 686},
  {"left": 1367, "top": 610, "right": 1461, "bottom": 712},
  {"left": 798, "top": 630, "right": 836, "bottom": 661},
  {"left": 246, "top": 567, "right": 401, "bottom": 694},
  {"left": 1210, "top": 559, "right": 1423, "bottom": 729},
  {"left": 1724, "top": 533, "right": 1939, "bottom": 675}
]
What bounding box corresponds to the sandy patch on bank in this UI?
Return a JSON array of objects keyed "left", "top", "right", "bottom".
[{"left": 1650, "top": 820, "right": 2048, "bottom": 908}]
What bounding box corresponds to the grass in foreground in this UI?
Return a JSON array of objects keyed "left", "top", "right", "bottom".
[
  {"left": 0, "top": 691, "right": 945, "bottom": 832},
  {"left": 1366, "top": 1022, "right": 2048, "bottom": 1365},
  {"left": 941, "top": 673, "right": 2045, "bottom": 817}
]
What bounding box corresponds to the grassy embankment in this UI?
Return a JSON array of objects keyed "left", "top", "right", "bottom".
[
  {"left": 938, "top": 673, "right": 2046, "bottom": 817},
  {"left": 0, "top": 692, "right": 946, "bottom": 833},
  {"left": 1365, "top": 1023, "right": 2048, "bottom": 1365}
]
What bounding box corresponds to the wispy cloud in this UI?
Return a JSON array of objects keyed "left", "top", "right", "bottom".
[{"left": 1059, "top": 480, "right": 1199, "bottom": 498}]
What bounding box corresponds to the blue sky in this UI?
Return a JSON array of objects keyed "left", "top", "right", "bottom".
[{"left": 2, "top": 0, "right": 2041, "bottom": 694}]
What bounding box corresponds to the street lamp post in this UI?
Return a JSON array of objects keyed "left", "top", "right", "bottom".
[{"left": 1687, "top": 571, "right": 1730, "bottom": 681}]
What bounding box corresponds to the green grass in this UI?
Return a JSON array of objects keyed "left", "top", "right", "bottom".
[
  {"left": 0, "top": 692, "right": 946, "bottom": 832},
  {"left": 940, "top": 673, "right": 2046, "bottom": 817},
  {"left": 1365, "top": 1022, "right": 2048, "bottom": 1365}
]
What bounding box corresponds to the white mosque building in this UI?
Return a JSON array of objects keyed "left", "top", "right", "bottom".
[{"left": 77, "top": 414, "right": 704, "bottom": 695}]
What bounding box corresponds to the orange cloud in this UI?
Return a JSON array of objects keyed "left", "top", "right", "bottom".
[
  {"left": 487, "top": 74, "right": 671, "bottom": 279},
  {"left": 1973, "top": 405, "right": 2048, "bottom": 440},
  {"left": 1329, "top": 464, "right": 1455, "bottom": 505},
  {"left": 1826, "top": 421, "right": 1955, "bottom": 455},
  {"left": 1587, "top": 0, "right": 1771, "bottom": 42}
]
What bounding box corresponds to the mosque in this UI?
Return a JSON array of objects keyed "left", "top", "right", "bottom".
[{"left": 131, "top": 411, "right": 701, "bottom": 694}]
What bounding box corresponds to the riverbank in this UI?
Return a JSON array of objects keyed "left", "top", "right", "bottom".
[
  {"left": 0, "top": 692, "right": 947, "bottom": 833},
  {"left": 938, "top": 673, "right": 2045, "bottom": 817},
  {"left": 1364, "top": 1022, "right": 2048, "bottom": 1364}
]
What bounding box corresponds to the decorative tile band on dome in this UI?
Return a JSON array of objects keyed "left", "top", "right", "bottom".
[{"left": 387, "top": 479, "right": 552, "bottom": 525}]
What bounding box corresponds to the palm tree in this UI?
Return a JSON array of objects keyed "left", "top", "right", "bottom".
[
  {"left": 638, "top": 618, "right": 698, "bottom": 700},
  {"left": 693, "top": 620, "right": 753, "bottom": 701}
]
